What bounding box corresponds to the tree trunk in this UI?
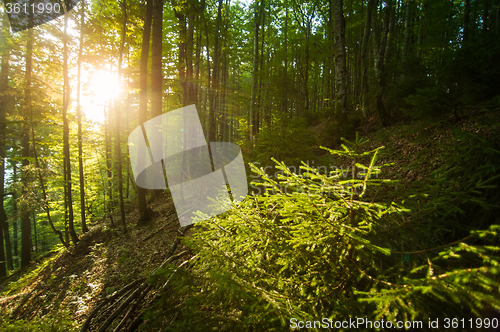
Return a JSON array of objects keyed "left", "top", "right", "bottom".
[
  {"left": 32, "top": 128, "right": 68, "bottom": 247},
  {"left": 0, "top": 12, "right": 12, "bottom": 274},
  {"left": 105, "top": 102, "right": 115, "bottom": 228},
  {"left": 332, "top": 0, "right": 349, "bottom": 124},
  {"left": 151, "top": 0, "right": 163, "bottom": 119},
  {"left": 21, "top": 18, "right": 33, "bottom": 268},
  {"left": 175, "top": 10, "right": 186, "bottom": 104},
  {"left": 281, "top": 0, "right": 288, "bottom": 116},
  {"left": 63, "top": 12, "right": 79, "bottom": 245},
  {"left": 150, "top": 0, "right": 163, "bottom": 201},
  {"left": 375, "top": 0, "right": 392, "bottom": 127},
  {"left": 464, "top": 0, "right": 471, "bottom": 44},
  {"left": 186, "top": 14, "right": 195, "bottom": 106},
  {"left": 249, "top": 0, "right": 260, "bottom": 139},
  {"left": 402, "top": 0, "right": 412, "bottom": 61},
  {"left": 12, "top": 162, "right": 18, "bottom": 268},
  {"left": 137, "top": 0, "right": 153, "bottom": 224},
  {"left": 115, "top": 0, "right": 128, "bottom": 233},
  {"left": 77, "top": 0, "right": 88, "bottom": 233},
  {"left": 359, "top": 0, "right": 375, "bottom": 116}
]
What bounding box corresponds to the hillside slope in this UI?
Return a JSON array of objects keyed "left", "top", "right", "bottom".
[{"left": 1, "top": 106, "right": 499, "bottom": 331}]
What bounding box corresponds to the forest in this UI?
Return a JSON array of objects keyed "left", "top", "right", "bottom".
[{"left": 0, "top": 0, "right": 500, "bottom": 330}]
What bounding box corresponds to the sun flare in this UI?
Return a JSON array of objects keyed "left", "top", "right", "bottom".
[
  {"left": 89, "top": 71, "right": 121, "bottom": 101},
  {"left": 79, "top": 70, "right": 121, "bottom": 123}
]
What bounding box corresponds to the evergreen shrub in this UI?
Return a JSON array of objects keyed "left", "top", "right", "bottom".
[{"left": 158, "top": 135, "right": 500, "bottom": 331}]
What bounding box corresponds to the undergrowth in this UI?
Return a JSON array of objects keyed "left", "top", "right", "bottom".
[{"left": 141, "top": 133, "right": 500, "bottom": 331}]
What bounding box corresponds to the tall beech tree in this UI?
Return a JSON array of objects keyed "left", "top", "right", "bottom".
[
  {"left": 21, "top": 22, "right": 33, "bottom": 268},
  {"left": 62, "top": 12, "right": 79, "bottom": 245},
  {"left": 77, "top": 0, "right": 89, "bottom": 234},
  {"left": 137, "top": 0, "right": 154, "bottom": 224},
  {"left": 0, "top": 12, "right": 9, "bottom": 277},
  {"left": 332, "top": 0, "right": 348, "bottom": 125},
  {"left": 115, "top": 0, "right": 128, "bottom": 233}
]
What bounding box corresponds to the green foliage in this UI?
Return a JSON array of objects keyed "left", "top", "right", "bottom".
[
  {"left": 252, "top": 115, "right": 318, "bottom": 168},
  {"left": 151, "top": 135, "right": 500, "bottom": 330},
  {"left": 0, "top": 311, "right": 76, "bottom": 331},
  {"left": 404, "top": 85, "right": 453, "bottom": 119},
  {"left": 1, "top": 248, "right": 63, "bottom": 297}
]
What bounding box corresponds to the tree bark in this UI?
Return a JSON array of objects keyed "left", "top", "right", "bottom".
[
  {"left": 63, "top": 12, "right": 79, "bottom": 245},
  {"left": 115, "top": 0, "right": 128, "bottom": 233},
  {"left": 175, "top": 10, "right": 186, "bottom": 104},
  {"left": 151, "top": 0, "right": 163, "bottom": 119},
  {"left": 359, "top": 0, "right": 375, "bottom": 116},
  {"left": 32, "top": 128, "right": 68, "bottom": 248},
  {"left": 0, "top": 12, "right": 13, "bottom": 274},
  {"left": 21, "top": 18, "right": 33, "bottom": 268},
  {"left": 402, "top": 0, "right": 412, "bottom": 61},
  {"left": 249, "top": 0, "right": 260, "bottom": 139},
  {"left": 281, "top": 0, "right": 288, "bottom": 116},
  {"left": 186, "top": 14, "right": 195, "bottom": 106},
  {"left": 332, "top": 0, "right": 349, "bottom": 124},
  {"left": 77, "top": 0, "right": 88, "bottom": 233},
  {"left": 105, "top": 102, "right": 115, "bottom": 228},
  {"left": 463, "top": 0, "right": 471, "bottom": 44},
  {"left": 150, "top": 0, "right": 163, "bottom": 201},
  {"left": 375, "top": 0, "right": 392, "bottom": 127},
  {"left": 137, "top": 0, "right": 153, "bottom": 224},
  {"left": 12, "top": 162, "right": 18, "bottom": 268}
]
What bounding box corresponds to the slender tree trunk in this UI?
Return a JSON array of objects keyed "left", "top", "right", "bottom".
[
  {"left": 105, "top": 102, "right": 115, "bottom": 228},
  {"left": 77, "top": 0, "right": 88, "bottom": 233},
  {"left": 249, "top": 0, "right": 260, "bottom": 139},
  {"left": 175, "top": 11, "right": 187, "bottom": 104},
  {"left": 151, "top": 0, "right": 163, "bottom": 119},
  {"left": 12, "top": 162, "right": 18, "bottom": 268},
  {"left": 303, "top": 17, "right": 310, "bottom": 117},
  {"left": 115, "top": 0, "right": 128, "bottom": 233},
  {"left": 21, "top": 20, "right": 33, "bottom": 268},
  {"left": 359, "top": 0, "right": 375, "bottom": 116},
  {"left": 32, "top": 128, "right": 68, "bottom": 247},
  {"left": 464, "top": 0, "right": 471, "bottom": 44},
  {"left": 137, "top": 0, "right": 153, "bottom": 224},
  {"left": 209, "top": 0, "right": 223, "bottom": 143},
  {"left": 281, "top": 0, "right": 288, "bottom": 116},
  {"left": 150, "top": 0, "right": 163, "bottom": 201},
  {"left": 375, "top": 0, "right": 392, "bottom": 127},
  {"left": 483, "top": 0, "right": 490, "bottom": 32},
  {"left": 63, "top": 13, "right": 78, "bottom": 245},
  {"left": 0, "top": 12, "right": 12, "bottom": 274},
  {"left": 257, "top": 0, "right": 265, "bottom": 129},
  {"left": 402, "top": 0, "right": 412, "bottom": 60},
  {"left": 332, "top": 0, "right": 349, "bottom": 124},
  {"left": 203, "top": 14, "right": 211, "bottom": 135},
  {"left": 186, "top": 14, "right": 195, "bottom": 105},
  {"left": 195, "top": 27, "right": 201, "bottom": 104},
  {"left": 126, "top": 92, "right": 130, "bottom": 200}
]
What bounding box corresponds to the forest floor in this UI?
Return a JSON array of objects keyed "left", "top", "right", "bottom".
[
  {"left": 0, "top": 197, "right": 189, "bottom": 330},
  {"left": 0, "top": 105, "right": 499, "bottom": 331}
]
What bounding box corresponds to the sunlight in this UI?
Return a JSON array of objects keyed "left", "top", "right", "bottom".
[
  {"left": 89, "top": 71, "right": 121, "bottom": 101},
  {"left": 79, "top": 70, "right": 121, "bottom": 123}
]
